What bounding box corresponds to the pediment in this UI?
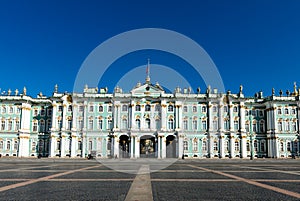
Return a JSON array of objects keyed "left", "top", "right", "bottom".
[{"left": 131, "top": 83, "right": 164, "bottom": 97}]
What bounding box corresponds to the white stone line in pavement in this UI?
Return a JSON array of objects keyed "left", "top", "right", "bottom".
[
  {"left": 47, "top": 178, "right": 134, "bottom": 181},
  {"left": 188, "top": 164, "right": 300, "bottom": 199},
  {"left": 0, "top": 165, "right": 101, "bottom": 193},
  {"left": 125, "top": 165, "right": 153, "bottom": 201},
  {"left": 0, "top": 164, "right": 60, "bottom": 172},
  {"left": 237, "top": 165, "right": 300, "bottom": 176}
]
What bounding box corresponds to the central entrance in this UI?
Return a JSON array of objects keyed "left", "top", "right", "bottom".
[
  {"left": 140, "top": 135, "right": 156, "bottom": 158},
  {"left": 166, "top": 135, "right": 177, "bottom": 158},
  {"left": 119, "top": 135, "right": 130, "bottom": 158}
]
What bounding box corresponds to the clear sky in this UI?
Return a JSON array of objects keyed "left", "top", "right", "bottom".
[{"left": 0, "top": 0, "right": 300, "bottom": 97}]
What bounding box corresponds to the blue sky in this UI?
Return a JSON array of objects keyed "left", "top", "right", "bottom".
[{"left": 0, "top": 0, "right": 300, "bottom": 97}]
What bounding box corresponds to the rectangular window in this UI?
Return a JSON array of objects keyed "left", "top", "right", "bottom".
[
  {"left": 184, "top": 141, "right": 188, "bottom": 151},
  {"left": 89, "top": 105, "right": 94, "bottom": 112}
]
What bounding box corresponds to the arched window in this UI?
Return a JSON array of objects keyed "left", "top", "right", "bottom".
[
  {"left": 1, "top": 120, "right": 5, "bottom": 130},
  {"left": 278, "top": 121, "right": 282, "bottom": 131},
  {"left": 285, "top": 108, "right": 289, "bottom": 115},
  {"left": 277, "top": 108, "right": 282, "bottom": 115},
  {"left": 108, "top": 119, "right": 113, "bottom": 129},
  {"left": 193, "top": 138, "right": 198, "bottom": 151},
  {"left": 155, "top": 104, "right": 160, "bottom": 112},
  {"left": 213, "top": 141, "right": 218, "bottom": 151},
  {"left": 280, "top": 141, "right": 284, "bottom": 151},
  {"left": 224, "top": 106, "right": 228, "bottom": 113},
  {"left": 6, "top": 141, "right": 11, "bottom": 150},
  {"left": 145, "top": 104, "right": 151, "bottom": 112},
  {"left": 155, "top": 119, "right": 160, "bottom": 130},
  {"left": 234, "top": 120, "right": 239, "bottom": 130},
  {"left": 213, "top": 120, "right": 218, "bottom": 130},
  {"left": 98, "top": 119, "right": 103, "bottom": 130},
  {"left": 122, "top": 119, "right": 127, "bottom": 129},
  {"left": 202, "top": 106, "right": 206, "bottom": 113},
  {"left": 183, "top": 106, "right": 188, "bottom": 113},
  {"left": 212, "top": 106, "right": 217, "bottom": 113},
  {"left": 183, "top": 119, "right": 188, "bottom": 130},
  {"left": 287, "top": 142, "right": 291, "bottom": 152},
  {"left": 261, "top": 141, "right": 266, "bottom": 151},
  {"left": 192, "top": 119, "right": 197, "bottom": 130},
  {"left": 33, "top": 121, "right": 38, "bottom": 132},
  {"left": 202, "top": 120, "right": 207, "bottom": 130},
  {"left": 89, "top": 105, "right": 94, "bottom": 112},
  {"left": 98, "top": 105, "right": 103, "bottom": 112},
  {"left": 168, "top": 118, "right": 174, "bottom": 130},
  {"left": 192, "top": 106, "right": 197, "bottom": 112},
  {"left": 245, "top": 123, "right": 250, "bottom": 132},
  {"left": 202, "top": 141, "right": 207, "bottom": 151},
  {"left": 225, "top": 140, "right": 229, "bottom": 152},
  {"left": 8, "top": 120, "right": 12, "bottom": 131},
  {"left": 67, "top": 119, "right": 72, "bottom": 130},
  {"left": 122, "top": 105, "right": 128, "bottom": 112},
  {"left": 0, "top": 141, "right": 3, "bottom": 149},
  {"left": 88, "top": 119, "right": 93, "bottom": 130},
  {"left": 31, "top": 141, "right": 36, "bottom": 151},
  {"left": 184, "top": 141, "right": 188, "bottom": 151},
  {"left": 9, "top": 107, "right": 13, "bottom": 113},
  {"left": 2, "top": 106, "right": 6, "bottom": 113},
  {"left": 145, "top": 118, "right": 150, "bottom": 129},
  {"left": 168, "top": 105, "right": 174, "bottom": 112},
  {"left": 254, "top": 140, "right": 258, "bottom": 151},
  {"left": 233, "top": 106, "right": 238, "bottom": 113},
  {"left": 135, "top": 105, "right": 141, "bottom": 111},
  {"left": 259, "top": 121, "right": 264, "bottom": 133},
  {"left": 235, "top": 141, "right": 240, "bottom": 151},
  {"left": 136, "top": 119, "right": 141, "bottom": 129},
  {"left": 39, "top": 120, "right": 45, "bottom": 132},
  {"left": 14, "top": 140, "right": 18, "bottom": 150},
  {"left": 68, "top": 105, "right": 72, "bottom": 112}
]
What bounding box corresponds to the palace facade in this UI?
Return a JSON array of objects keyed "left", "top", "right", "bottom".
[{"left": 0, "top": 77, "right": 299, "bottom": 159}]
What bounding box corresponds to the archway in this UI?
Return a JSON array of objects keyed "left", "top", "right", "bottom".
[
  {"left": 140, "top": 135, "right": 156, "bottom": 158},
  {"left": 166, "top": 135, "right": 177, "bottom": 158},
  {"left": 119, "top": 135, "right": 130, "bottom": 158}
]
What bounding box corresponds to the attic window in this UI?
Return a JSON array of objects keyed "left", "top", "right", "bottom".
[{"left": 146, "top": 86, "right": 150, "bottom": 91}]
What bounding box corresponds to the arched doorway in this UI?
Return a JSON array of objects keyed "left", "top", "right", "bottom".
[
  {"left": 119, "top": 135, "right": 130, "bottom": 158},
  {"left": 140, "top": 135, "right": 156, "bottom": 158},
  {"left": 166, "top": 135, "right": 177, "bottom": 158}
]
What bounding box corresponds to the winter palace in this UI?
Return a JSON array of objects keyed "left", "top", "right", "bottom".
[{"left": 0, "top": 76, "right": 299, "bottom": 159}]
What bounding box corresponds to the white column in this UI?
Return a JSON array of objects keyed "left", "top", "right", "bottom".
[
  {"left": 82, "top": 134, "right": 87, "bottom": 157},
  {"left": 51, "top": 102, "right": 57, "bottom": 130},
  {"left": 150, "top": 105, "right": 155, "bottom": 130},
  {"left": 208, "top": 136, "right": 214, "bottom": 158},
  {"left": 49, "top": 136, "right": 56, "bottom": 157},
  {"left": 62, "top": 104, "right": 67, "bottom": 130},
  {"left": 161, "top": 101, "right": 167, "bottom": 131},
  {"left": 18, "top": 135, "right": 30, "bottom": 157},
  {"left": 178, "top": 134, "right": 183, "bottom": 158},
  {"left": 273, "top": 105, "right": 278, "bottom": 133},
  {"left": 70, "top": 136, "right": 77, "bottom": 157},
  {"left": 274, "top": 137, "right": 279, "bottom": 158},
  {"left": 219, "top": 136, "right": 225, "bottom": 158},
  {"left": 162, "top": 136, "right": 166, "bottom": 158},
  {"left": 218, "top": 103, "right": 224, "bottom": 132},
  {"left": 208, "top": 102, "right": 213, "bottom": 131},
  {"left": 178, "top": 105, "right": 182, "bottom": 130},
  {"left": 60, "top": 135, "right": 65, "bottom": 157},
  {"left": 114, "top": 136, "right": 119, "bottom": 158},
  {"left": 130, "top": 135, "right": 135, "bottom": 158},
  {"left": 240, "top": 102, "right": 246, "bottom": 132},
  {"left": 229, "top": 102, "right": 234, "bottom": 131},
  {"left": 135, "top": 136, "right": 140, "bottom": 158},
  {"left": 241, "top": 135, "right": 247, "bottom": 158},
  {"left": 230, "top": 136, "right": 235, "bottom": 158},
  {"left": 157, "top": 136, "right": 161, "bottom": 159},
  {"left": 267, "top": 136, "right": 272, "bottom": 157},
  {"left": 131, "top": 102, "right": 136, "bottom": 129}
]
